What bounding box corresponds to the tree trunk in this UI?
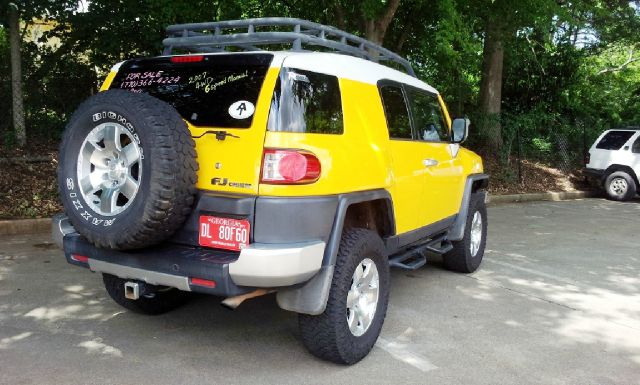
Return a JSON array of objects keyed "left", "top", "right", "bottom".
[
  {"left": 362, "top": 0, "right": 400, "bottom": 57},
  {"left": 478, "top": 20, "right": 504, "bottom": 150},
  {"left": 8, "top": 3, "right": 26, "bottom": 147}
]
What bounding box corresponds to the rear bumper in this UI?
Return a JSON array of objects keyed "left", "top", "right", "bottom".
[
  {"left": 56, "top": 216, "right": 325, "bottom": 296},
  {"left": 229, "top": 242, "right": 324, "bottom": 287},
  {"left": 584, "top": 168, "right": 605, "bottom": 181}
]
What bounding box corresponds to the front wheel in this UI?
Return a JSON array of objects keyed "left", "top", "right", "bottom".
[
  {"left": 443, "top": 192, "right": 487, "bottom": 273},
  {"left": 298, "top": 228, "right": 390, "bottom": 365}
]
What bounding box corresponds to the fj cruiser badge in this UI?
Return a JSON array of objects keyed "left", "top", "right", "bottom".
[{"left": 211, "top": 177, "right": 252, "bottom": 189}]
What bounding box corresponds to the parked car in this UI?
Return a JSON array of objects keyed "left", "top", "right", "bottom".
[
  {"left": 52, "top": 18, "right": 488, "bottom": 364},
  {"left": 585, "top": 128, "right": 640, "bottom": 201}
]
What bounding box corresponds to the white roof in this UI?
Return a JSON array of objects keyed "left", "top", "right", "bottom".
[{"left": 272, "top": 51, "right": 438, "bottom": 94}]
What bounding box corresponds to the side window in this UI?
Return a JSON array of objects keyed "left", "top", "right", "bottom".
[
  {"left": 595, "top": 131, "right": 635, "bottom": 150},
  {"left": 379, "top": 85, "right": 412, "bottom": 139},
  {"left": 407, "top": 89, "right": 450, "bottom": 142},
  {"left": 632, "top": 136, "right": 640, "bottom": 153},
  {"left": 268, "top": 68, "right": 343, "bottom": 134}
]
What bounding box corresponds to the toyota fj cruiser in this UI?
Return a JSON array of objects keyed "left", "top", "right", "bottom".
[{"left": 53, "top": 18, "right": 488, "bottom": 364}]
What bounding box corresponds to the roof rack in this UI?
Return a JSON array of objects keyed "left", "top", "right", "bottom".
[{"left": 162, "top": 17, "right": 416, "bottom": 77}]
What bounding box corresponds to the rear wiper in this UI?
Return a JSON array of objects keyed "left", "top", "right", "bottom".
[{"left": 191, "top": 130, "right": 240, "bottom": 141}]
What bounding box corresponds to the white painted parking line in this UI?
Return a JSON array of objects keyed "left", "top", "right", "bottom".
[{"left": 484, "top": 252, "right": 580, "bottom": 285}]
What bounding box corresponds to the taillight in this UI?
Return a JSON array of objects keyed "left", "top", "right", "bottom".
[
  {"left": 190, "top": 277, "right": 217, "bottom": 288},
  {"left": 170, "top": 55, "right": 204, "bottom": 63},
  {"left": 261, "top": 149, "right": 321, "bottom": 184},
  {"left": 585, "top": 152, "right": 591, "bottom": 165},
  {"left": 70, "top": 254, "right": 89, "bottom": 263}
]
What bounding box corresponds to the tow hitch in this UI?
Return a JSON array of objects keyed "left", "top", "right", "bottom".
[{"left": 124, "top": 281, "right": 151, "bottom": 300}]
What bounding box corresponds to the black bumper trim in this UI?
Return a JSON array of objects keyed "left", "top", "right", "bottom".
[
  {"left": 584, "top": 168, "right": 605, "bottom": 180},
  {"left": 63, "top": 234, "right": 252, "bottom": 297}
]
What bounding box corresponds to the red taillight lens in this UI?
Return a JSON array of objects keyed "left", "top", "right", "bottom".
[
  {"left": 261, "top": 149, "right": 321, "bottom": 184},
  {"left": 170, "top": 55, "right": 204, "bottom": 63},
  {"left": 190, "top": 277, "right": 216, "bottom": 288},
  {"left": 71, "top": 254, "right": 89, "bottom": 263}
]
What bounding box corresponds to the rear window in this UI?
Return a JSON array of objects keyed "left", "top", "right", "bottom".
[
  {"left": 268, "top": 68, "right": 343, "bottom": 134},
  {"left": 595, "top": 130, "right": 635, "bottom": 150},
  {"left": 110, "top": 54, "right": 272, "bottom": 128}
]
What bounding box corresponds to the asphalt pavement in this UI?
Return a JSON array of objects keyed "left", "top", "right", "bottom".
[{"left": 1, "top": 198, "right": 639, "bottom": 385}]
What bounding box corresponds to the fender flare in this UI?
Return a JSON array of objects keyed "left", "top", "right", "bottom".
[
  {"left": 277, "top": 189, "right": 394, "bottom": 315},
  {"left": 603, "top": 165, "right": 639, "bottom": 188},
  {"left": 447, "top": 173, "right": 489, "bottom": 242}
]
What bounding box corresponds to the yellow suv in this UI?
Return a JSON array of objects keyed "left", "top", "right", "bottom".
[{"left": 53, "top": 18, "right": 488, "bottom": 364}]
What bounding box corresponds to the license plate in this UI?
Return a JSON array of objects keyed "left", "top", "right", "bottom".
[{"left": 198, "top": 216, "right": 250, "bottom": 251}]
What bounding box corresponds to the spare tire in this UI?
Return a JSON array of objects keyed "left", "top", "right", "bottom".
[{"left": 57, "top": 89, "right": 198, "bottom": 250}]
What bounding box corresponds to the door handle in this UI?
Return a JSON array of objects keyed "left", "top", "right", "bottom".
[{"left": 423, "top": 159, "right": 438, "bottom": 167}]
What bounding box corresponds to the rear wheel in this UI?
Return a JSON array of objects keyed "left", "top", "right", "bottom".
[
  {"left": 604, "top": 171, "right": 637, "bottom": 201},
  {"left": 298, "top": 228, "right": 389, "bottom": 365},
  {"left": 102, "top": 274, "right": 190, "bottom": 315},
  {"left": 443, "top": 193, "right": 487, "bottom": 273}
]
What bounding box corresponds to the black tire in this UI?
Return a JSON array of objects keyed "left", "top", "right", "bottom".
[
  {"left": 443, "top": 192, "right": 487, "bottom": 273},
  {"left": 298, "top": 228, "right": 390, "bottom": 365},
  {"left": 102, "top": 274, "right": 190, "bottom": 315},
  {"left": 604, "top": 171, "right": 637, "bottom": 201},
  {"left": 58, "top": 89, "right": 198, "bottom": 250}
]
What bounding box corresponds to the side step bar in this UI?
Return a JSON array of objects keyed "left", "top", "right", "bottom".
[{"left": 389, "top": 234, "right": 453, "bottom": 270}]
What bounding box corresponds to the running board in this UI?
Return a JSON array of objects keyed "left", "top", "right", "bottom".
[{"left": 389, "top": 234, "right": 453, "bottom": 270}]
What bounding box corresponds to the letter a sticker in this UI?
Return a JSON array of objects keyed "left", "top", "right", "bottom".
[{"left": 228, "top": 100, "right": 255, "bottom": 119}]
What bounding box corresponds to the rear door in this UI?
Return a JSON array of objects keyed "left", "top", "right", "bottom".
[
  {"left": 379, "top": 83, "right": 462, "bottom": 234},
  {"left": 379, "top": 84, "right": 425, "bottom": 233},
  {"left": 109, "top": 53, "right": 279, "bottom": 195},
  {"left": 404, "top": 87, "right": 462, "bottom": 226}
]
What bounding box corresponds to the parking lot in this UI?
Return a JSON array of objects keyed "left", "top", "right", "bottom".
[{"left": 1, "top": 198, "right": 639, "bottom": 385}]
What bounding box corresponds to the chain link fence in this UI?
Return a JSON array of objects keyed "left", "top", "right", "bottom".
[{"left": 468, "top": 113, "right": 607, "bottom": 186}]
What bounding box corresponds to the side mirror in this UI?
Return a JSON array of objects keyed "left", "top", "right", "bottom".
[{"left": 452, "top": 118, "right": 470, "bottom": 143}]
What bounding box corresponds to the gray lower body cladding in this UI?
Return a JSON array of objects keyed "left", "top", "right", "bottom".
[
  {"left": 584, "top": 168, "right": 605, "bottom": 181},
  {"left": 170, "top": 191, "right": 339, "bottom": 246}
]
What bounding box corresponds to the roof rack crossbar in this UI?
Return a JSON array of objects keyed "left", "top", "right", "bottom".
[{"left": 162, "top": 17, "right": 415, "bottom": 77}]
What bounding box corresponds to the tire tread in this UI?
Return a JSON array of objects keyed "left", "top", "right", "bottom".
[{"left": 299, "top": 228, "right": 389, "bottom": 364}]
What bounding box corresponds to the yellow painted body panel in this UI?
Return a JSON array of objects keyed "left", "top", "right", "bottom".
[
  {"left": 100, "top": 71, "right": 117, "bottom": 91},
  {"left": 438, "top": 94, "right": 452, "bottom": 128},
  {"left": 386, "top": 140, "right": 435, "bottom": 232}
]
